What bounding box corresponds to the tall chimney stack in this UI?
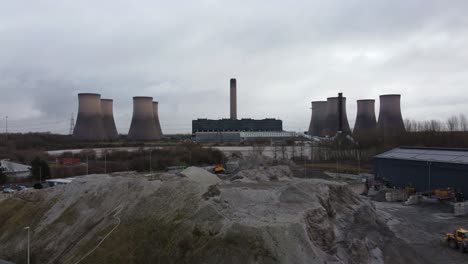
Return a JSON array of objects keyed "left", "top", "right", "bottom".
[
  {"left": 338, "top": 93, "right": 343, "bottom": 132},
  {"left": 323, "top": 96, "right": 351, "bottom": 136},
  {"left": 230, "top": 78, "right": 237, "bottom": 120}
]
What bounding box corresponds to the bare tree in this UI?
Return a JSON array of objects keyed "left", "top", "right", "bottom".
[
  {"left": 298, "top": 141, "right": 304, "bottom": 161},
  {"left": 460, "top": 114, "right": 468, "bottom": 131},
  {"left": 273, "top": 143, "right": 279, "bottom": 160},
  {"left": 446, "top": 115, "right": 459, "bottom": 132},
  {"left": 404, "top": 118, "right": 415, "bottom": 132},
  {"left": 280, "top": 144, "right": 287, "bottom": 160},
  {"left": 290, "top": 143, "right": 296, "bottom": 161},
  {"left": 252, "top": 144, "right": 265, "bottom": 157},
  {"left": 429, "top": 119, "right": 443, "bottom": 132}
]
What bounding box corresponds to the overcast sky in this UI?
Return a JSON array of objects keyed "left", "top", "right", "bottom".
[{"left": 1, "top": 0, "right": 468, "bottom": 134}]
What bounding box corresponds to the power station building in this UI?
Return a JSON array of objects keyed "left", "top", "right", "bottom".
[
  {"left": 73, "top": 93, "right": 108, "bottom": 141},
  {"left": 192, "top": 78, "right": 283, "bottom": 138},
  {"left": 195, "top": 131, "right": 297, "bottom": 144},
  {"left": 374, "top": 147, "right": 468, "bottom": 196},
  {"left": 308, "top": 93, "right": 406, "bottom": 138},
  {"left": 323, "top": 95, "right": 351, "bottom": 136},
  {"left": 128, "top": 96, "right": 162, "bottom": 141},
  {"left": 377, "top": 94, "right": 406, "bottom": 137},
  {"left": 152, "top": 101, "right": 163, "bottom": 138},
  {"left": 308, "top": 101, "right": 327, "bottom": 137},
  {"left": 353, "top": 99, "right": 377, "bottom": 137},
  {"left": 101, "top": 99, "right": 119, "bottom": 140},
  {"left": 192, "top": 118, "right": 282, "bottom": 134}
]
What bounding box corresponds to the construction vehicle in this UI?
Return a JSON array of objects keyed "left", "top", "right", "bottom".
[
  {"left": 213, "top": 165, "right": 225, "bottom": 174},
  {"left": 434, "top": 188, "right": 456, "bottom": 201},
  {"left": 405, "top": 185, "right": 415, "bottom": 196},
  {"left": 444, "top": 228, "right": 468, "bottom": 253}
]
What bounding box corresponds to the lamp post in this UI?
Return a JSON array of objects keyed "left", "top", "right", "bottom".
[
  {"left": 24, "top": 226, "right": 30, "bottom": 264},
  {"left": 104, "top": 152, "right": 107, "bottom": 174},
  {"left": 149, "top": 149, "right": 152, "bottom": 173},
  {"left": 337, "top": 131, "right": 342, "bottom": 177},
  {"left": 428, "top": 161, "right": 432, "bottom": 197},
  {"left": 5, "top": 116, "right": 8, "bottom": 141}
]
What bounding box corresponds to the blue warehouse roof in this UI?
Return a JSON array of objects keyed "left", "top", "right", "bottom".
[{"left": 374, "top": 147, "right": 468, "bottom": 165}]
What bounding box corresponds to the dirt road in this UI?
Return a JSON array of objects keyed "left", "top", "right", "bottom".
[{"left": 376, "top": 201, "right": 468, "bottom": 264}]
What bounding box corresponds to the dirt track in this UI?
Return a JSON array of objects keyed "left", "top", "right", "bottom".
[{"left": 375, "top": 201, "right": 468, "bottom": 264}]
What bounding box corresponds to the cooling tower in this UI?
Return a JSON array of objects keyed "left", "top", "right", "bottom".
[
  {"left": 73, "top": 93, "right": 107, "bottom": 141},
  {"left": 152, "top": 101, "right": 163, "bottom": 139},
  {"left": 353, "top": 99, "right": 377, "bottom": 136},
  {"left": 128, "top": 96, "right": 159, "bottom": 141},
  {"left": 101, "top": 99, "right": 119, "bottom": 140},
  {"left": 230, "top": 78, "right": 237, "bottom": 120},
  {"left": 308, "top": 101, "right": 327, "bottom": 136},
  {"left": 323, "top": 96, "right": 351, "bottom": 136},
  {"left": 377, "top": 94, "right": 406, "bottom": 136}
]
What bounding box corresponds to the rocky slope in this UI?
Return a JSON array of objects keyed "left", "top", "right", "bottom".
[{"left": 0, "top": 166, "right": 427, "bottom": 264}]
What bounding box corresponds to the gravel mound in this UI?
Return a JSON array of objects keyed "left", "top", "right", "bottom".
[
  {"left": 181, "top": 166, "right": 221, "bottom": 186},
  {"left": 0, "top": 169, "right": 426, "bottom": 264},
  {"left": 232, "top": 165, "right": 293, "bottom": 182}
]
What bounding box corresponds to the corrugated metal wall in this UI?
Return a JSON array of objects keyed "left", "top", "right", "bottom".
[
  {"left": 195, "top": 132, "right": 241, "bottom": 143},
  {"left": 374, "top": 158, "right": 468, "bottom": 195}
]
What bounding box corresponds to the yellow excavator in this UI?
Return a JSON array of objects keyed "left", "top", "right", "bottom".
[
  {"left": 213, "top": 164, "right": 225, "bottom": 174},
  {"left": 444, "top": 228, "right": 468, "bottom": 253}
]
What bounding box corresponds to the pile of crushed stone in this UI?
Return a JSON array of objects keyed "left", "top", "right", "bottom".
[
  {"left": 230, "top": 165, "right": 293, "bottom": 182},
  {"left": 0, "top": 167, "right": 427, "bottom": 264}
]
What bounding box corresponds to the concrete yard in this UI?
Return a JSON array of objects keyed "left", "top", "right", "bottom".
[{"left": 375, "top": 201, "right": 468, "bottom": 264}]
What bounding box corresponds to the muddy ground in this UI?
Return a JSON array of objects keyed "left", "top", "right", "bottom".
[{"left": 375, "top": 201, "right": 468, "bottom": 264}]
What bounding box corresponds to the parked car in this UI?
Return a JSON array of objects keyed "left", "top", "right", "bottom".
[
  {"left": 2, "top": 188, "right": 14, "bottom": 193},
  {"left": 16, "top": 185, "right": 27, "bottom": 191},
  {"left": 33, "top": 183, "right": 44, "bottom": 189}
]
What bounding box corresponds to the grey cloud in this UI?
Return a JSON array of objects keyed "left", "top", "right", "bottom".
[{"left": 1, "top": 0, "right": 468, "bottom": 133}]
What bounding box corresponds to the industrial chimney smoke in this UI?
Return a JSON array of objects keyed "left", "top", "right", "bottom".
[
  {"left": 73, "top": 93, "right": 107, "bottom": 141},
  {"left": 353, "top": 99, "right": 377, "bottom": 137},
  {"left": 128, "top": 96, "right": 159, "bottom": 141},
  {"left": 323, "top": 96, "right": 351, "bottom": 136},
  {"left": 308, "top": 101, "right": 327, "bottom": 136},
  {"left": 377, "top": 94, "right": 406, "bottom": 137},
  {"left": 230, "top": 78, "right": 237, "bottom": 120},
  {"left": 101, "top": 99, "right": 119, "bottom": 140},
  {"left": 152, "top": 101, "right": 163, "bottom": 139}
]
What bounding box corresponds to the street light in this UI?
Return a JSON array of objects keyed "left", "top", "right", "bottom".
[
  {"left": 104, "top": 152, "right": 107, "bottom": 174},
  {"left": 337, "top": 131, "right": 342, "bottom": 177},
  {"left": 428, "top": 161, "right": 432, "bottom": 197},
  {"left": 24, "top": 226, "right": 30, "bottom": 264},
  {"left": 149, "top": 149, "right": 153, "bottom": 173}
]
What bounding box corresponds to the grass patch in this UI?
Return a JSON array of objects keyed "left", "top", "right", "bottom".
[
  {"left": 70, "top": 217, "right": 276, "bottom": 264},
  {"left": 0, "top": 195, "right": 59, "bottom": 262},
  {"left": 52, "top": 202, "right": 79, "bottom": 226},
  {"left": 305, "top": 162, "right": 372, "bottom": 175}
]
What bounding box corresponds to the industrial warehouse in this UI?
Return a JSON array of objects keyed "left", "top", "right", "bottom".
[{"left": 374, "top": 147, "right": 468, "bottom": 196}]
